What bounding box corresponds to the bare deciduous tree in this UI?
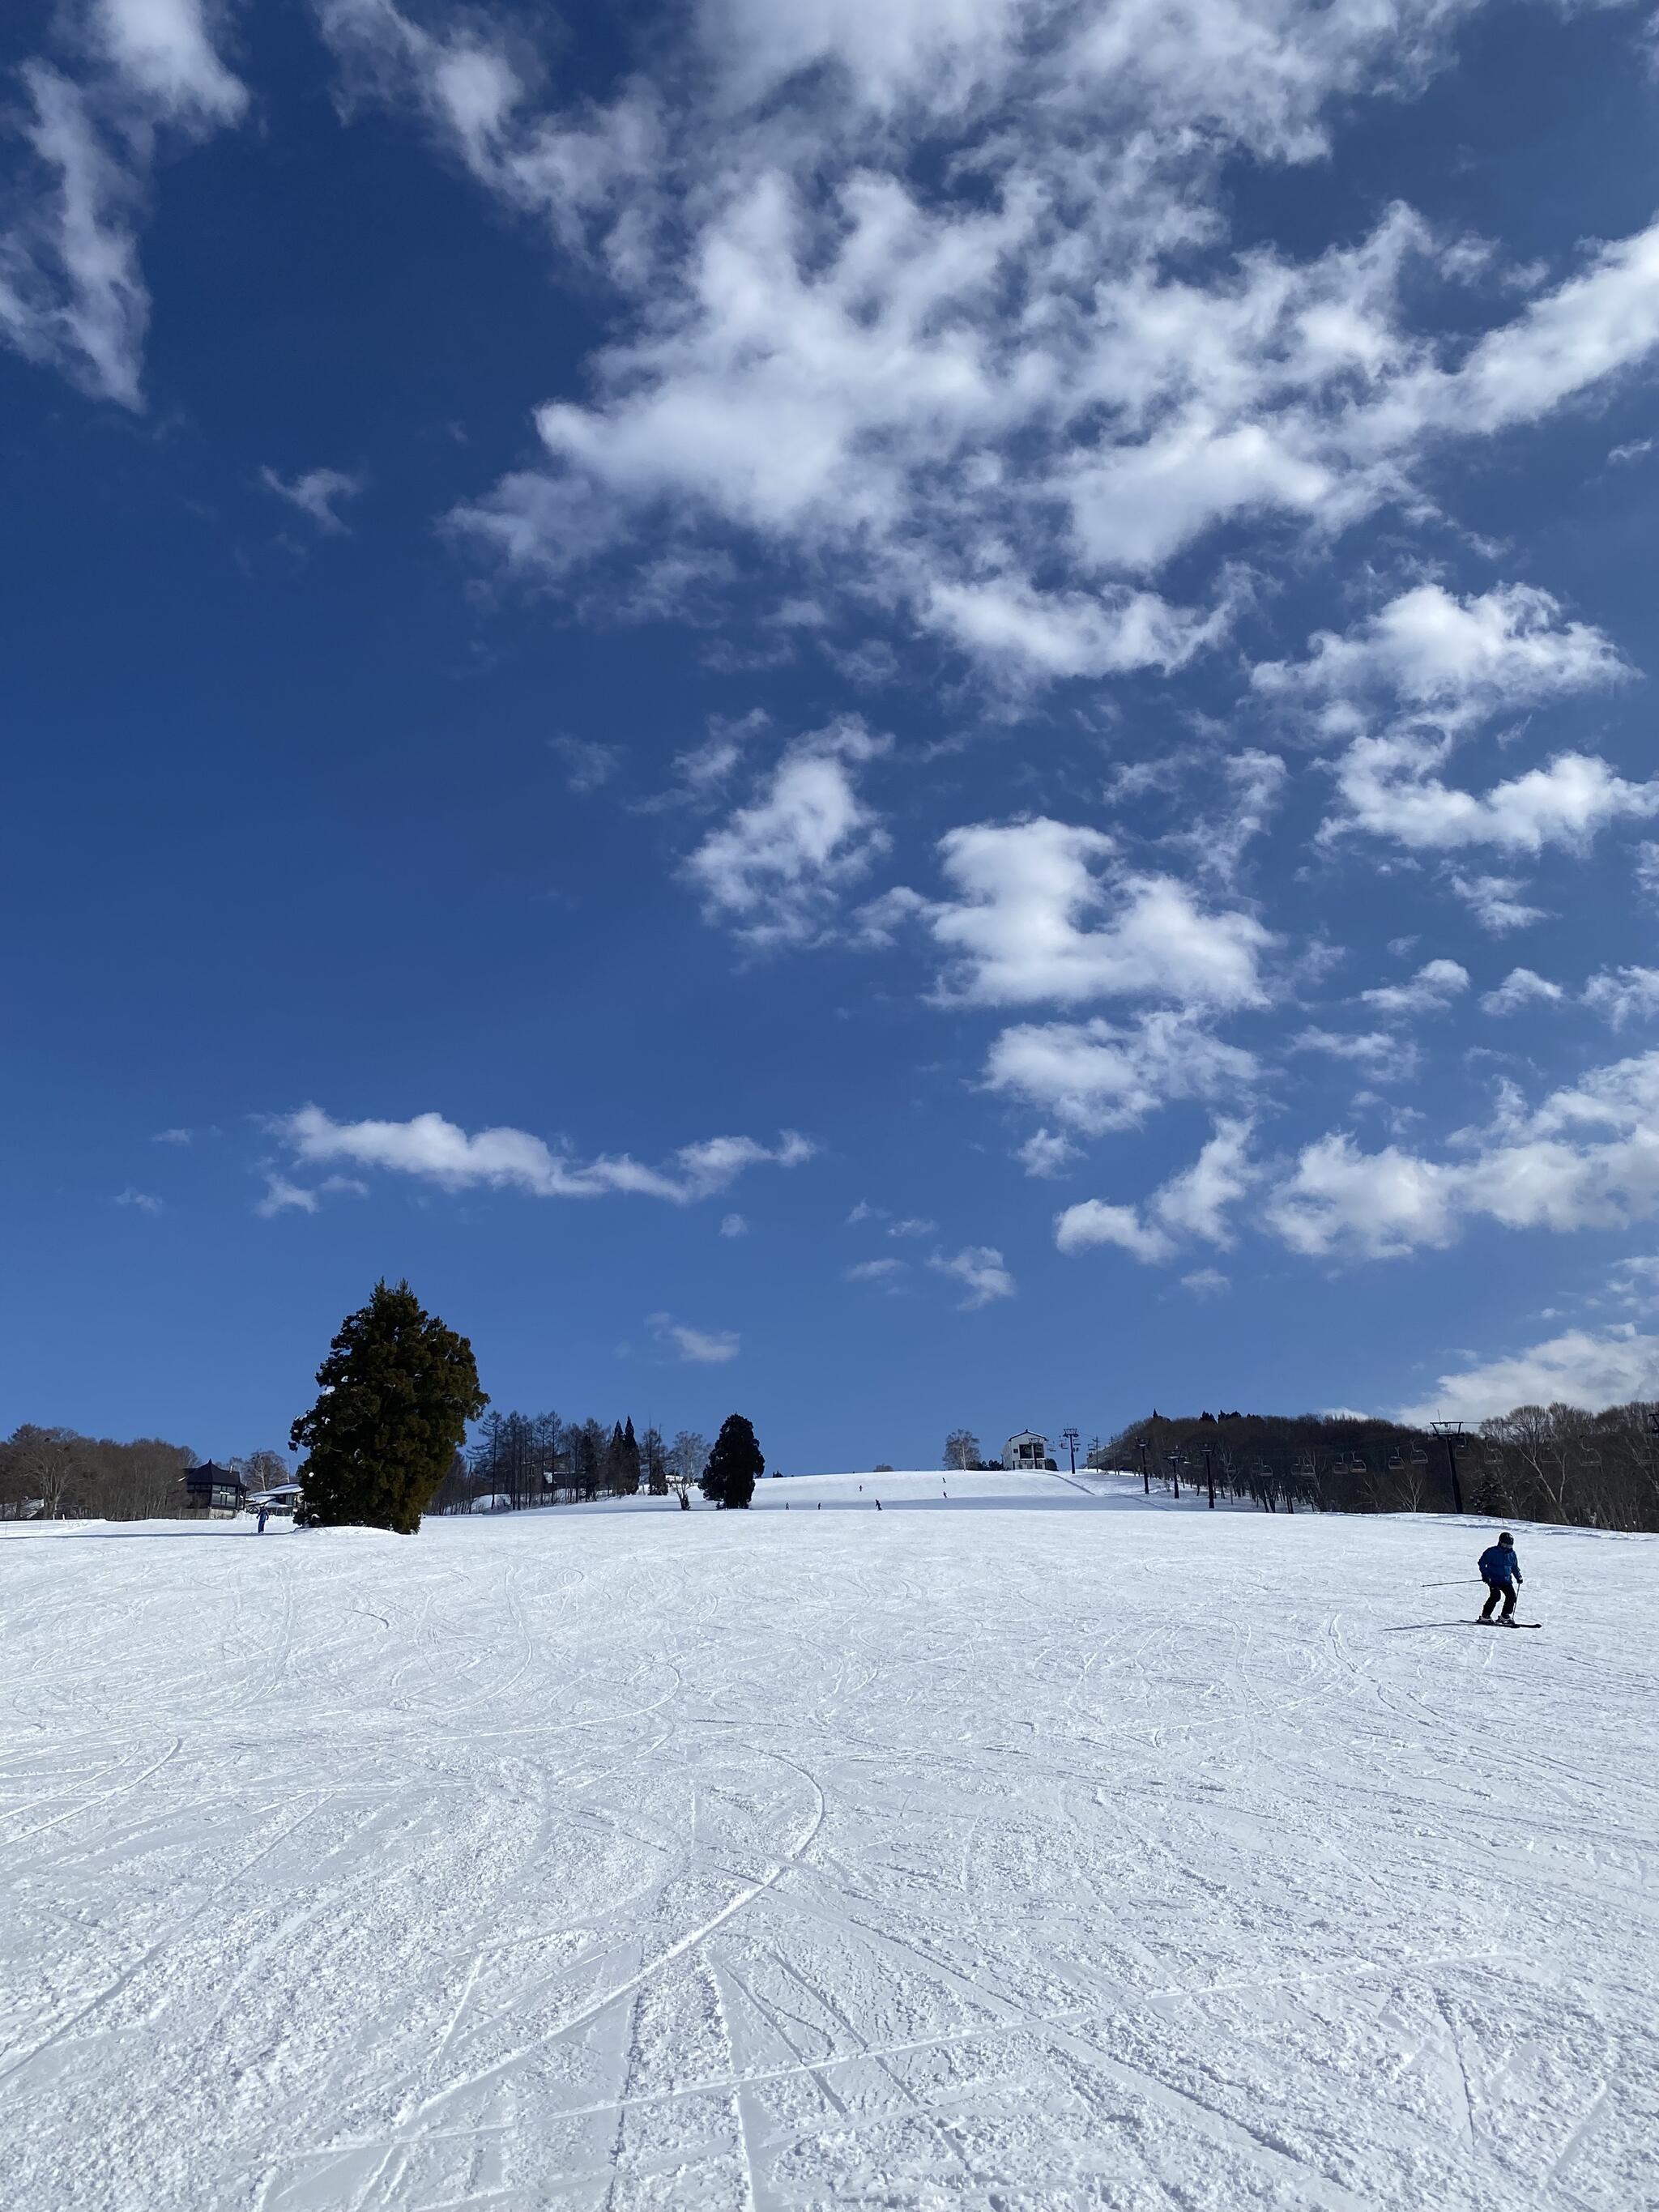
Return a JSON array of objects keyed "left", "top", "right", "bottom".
[{"left": 667, "top": 1430, "right": 708, "bottom": 1511}]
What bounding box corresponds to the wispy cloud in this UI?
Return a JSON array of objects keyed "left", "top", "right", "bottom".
[
  {"left": 549, "top": 735, "right": 625, "bottom": 794},
  {"left": 928, "top": 1245, "right": 1014, "bottom": 1309},
  {"left": 0, "top": 0, "right": 247, "bottom": 405},
  {"left": 259, "top": 465, "right": 365, "bottom": 535},
  {"left": 684, "top": 718, "right": 890, "bottom": 945},
  {"left": 269, "top": 1105, "right": 814, "bottom": 1206},
  {"left": 649, "top": 1311, "right": 739, "bottom": 1363}
]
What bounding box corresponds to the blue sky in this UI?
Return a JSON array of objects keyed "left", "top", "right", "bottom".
[{"left": 6, "top": 0, "right": 1659, "bottom": 1468}]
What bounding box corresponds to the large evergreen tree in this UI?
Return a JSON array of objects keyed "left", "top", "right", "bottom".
[
  {"left": 702, "top": 1413, "right": 764, "bottom": 1509},
  {"left": 289, "top": 1280, "right": 487, "bottom": 1534},
  {"left": 617, "top": 1416, "right": 642, "bottom": 1495}
]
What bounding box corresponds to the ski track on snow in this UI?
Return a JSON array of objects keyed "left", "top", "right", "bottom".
[{"left": 2, "top": 1473, "right": 1656, "bottom": 2211}]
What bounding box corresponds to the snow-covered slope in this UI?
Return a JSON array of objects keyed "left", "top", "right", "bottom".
[{"left": 2, "top": 1495, "right": 1653, "bottom": 2210}]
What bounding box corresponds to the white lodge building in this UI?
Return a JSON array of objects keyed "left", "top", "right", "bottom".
[{"left": 1004, "top": 1431, "right": 1051, "bottom": 1471}]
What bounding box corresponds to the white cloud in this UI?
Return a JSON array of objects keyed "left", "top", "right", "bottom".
[
  {"left": 649, "top": 1311, "right": 740, "bottom": 1362},
  {"left": 0, "top": 3, "right": 247, "bottom": 404},
  {"left": 1265, "top": 1047, "right": 1659, "bottom": 1257},
  {"left": 1609, "top": 437, "right": 1654, "bottom": 466},
  {"left": 845, "top": 1255, "right": 908, "bottom": 1285},
  {"left": 1150, "top": 1116, "right": 1255, "bottom": 1247},
  {"left": 1055, "top": 1114, "right": 1255, "bottom": 1263},
  {"left": 986, "top": 1010, "right": 1257, "bottom": 1133},
  {"left": 1358, "top": 957, "right": 1469, "bottom": 1017},
  {"left": 1583, "top": 966, "right": 1659, "bottom": 1031},
  {"left": 696, "top": 0, "right": 1026, "bottom": 116},
  {"left": 316, "top": 0, "right": 1659, "bottom": 692},
  {"left": 928, "top": 1243, "right": 1015, "bottom": 1307},
  {"left": 93, "top": 0, "right": 247, "bottom": 121},
  {"left": 256, "top": 1173, "right": 320, "bottom": 1218},
  {"left": 1324, "top": 736, "right": 1659, "bottom": 855},
  {"left": 260, "top": 465, "right": 365, "bottom": 534},
  {"left": 1181, "top": 1266, "right": 1230, "bottom": 1297},
  {"left": 1443, "top": 219, "right": 1659, "bottom": 437},
  {"left": 684, "top": 718, "right": 889, "bottom": 944},
  {"left": 887, "top": 1217, "right": 936, "bottom": 1238},
  {"left": 1253, "top": 582, "right": 1628, "bottom": 739},
  {"left": 1293, "top": 1028, "right": 1416, "bottom": 1076},
  {"left": 151, "top": 1126, "right": 194, "bottom": 1145},
  {"left": 113, "top": 1185, "right": 162, "bottom": 1213},
  {"left": 918, "top": 819, "right": 1270, "bottom": 1011},
  {"left": 1265, "top": 1133, "right": 1455, "bottom": 1257},
  {"left": 1182, "top": 749, "right": 1290, "bottom": 888},
  {"left": 922, "top": 576, "right": 1225, "bottom": 684},
  {"left": 719, "top": 1211, "right": 748, "bottom": 1237},
  {"left": 273, "top": 1104, "right": 812, "bottom": 1204},
  {"left": 1396, "top": 1327, "right": 1659, "bottom": 1426},
  {"left": 1054, "top": 1200, "right": 1175, "bottom": 1264},
  {"left": 1016, "top": 1127, "right": 1078, "bottom": 1178},
  {"left": 1448, "top": 872, "right": 1548, "bottom": 935},
  {"left": 1479, "top": 966, "right": 1563, "bottom": 1016}
]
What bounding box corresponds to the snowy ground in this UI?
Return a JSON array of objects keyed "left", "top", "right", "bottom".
[{"left": 3, "top": 1473, "right": 1656, "bottom": 2212}]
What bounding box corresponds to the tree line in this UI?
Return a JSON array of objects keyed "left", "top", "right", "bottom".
[
  {"left": 0, "top": 1427, "right": 288, "bottom": 1522},
  {"left": 435, "top": 1408, "right": 767, "bottom": 1515},
  {"left": 1094, "top": 1401, "right": 1659, "bottom": 1532},
  {"left": 2, "top": 1271, "right": 770, "bottom": 1534},
  {"left": 433, "top": 1411, "right": 707, "bottom": 1514}
]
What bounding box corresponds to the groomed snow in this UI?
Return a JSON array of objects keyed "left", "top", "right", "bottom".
[{"left": 2, "top": 1474, "right": 1655, "bottom": 2210}]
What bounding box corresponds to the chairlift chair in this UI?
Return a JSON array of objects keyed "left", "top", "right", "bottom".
[{"left": 1410, "top": 1445, "right": 1428, "bottom": 1466}]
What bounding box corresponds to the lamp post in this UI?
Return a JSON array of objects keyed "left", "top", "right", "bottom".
[{"left": 1429, "top": 1420, "right": 1468, "bottom": 1516}]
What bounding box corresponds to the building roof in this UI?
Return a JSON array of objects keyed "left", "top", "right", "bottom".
[{"left": 183, "top": 1461, "right": 243, "bottom": 1489}]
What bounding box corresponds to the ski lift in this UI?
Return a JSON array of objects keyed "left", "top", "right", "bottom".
[
  {"left": 1387, "top": 1448, "right": 1404, "bottom": 1472},
  {"left": 1410, "top": 1445, "right": 1428, "bottom": 1466}
]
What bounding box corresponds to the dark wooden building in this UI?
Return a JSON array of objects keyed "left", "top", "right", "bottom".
[{"left": 181, "top": 1461, "right": 246, "bottom": 1517}]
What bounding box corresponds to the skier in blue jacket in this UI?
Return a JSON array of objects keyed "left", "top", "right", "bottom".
[{"left": 1477, "top": 1532, "right": 1522, "bottom": 1623}]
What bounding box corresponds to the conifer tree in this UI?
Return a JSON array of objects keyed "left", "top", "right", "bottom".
[
  {"left": 618, "top": 1416, "right": 642, "bottom": 1495},
  {"left": 574, "top": 1421, "right": 603, "bottom": 1499},
  {"left": 702, "top": 1413, "right": 763, "bottom": 1509},
  {"left": 289, "top": 1280, "right": 487, "bottom": 1534},
  {"left": 641, "top": 1425, "right": 668, "bottom": 1495}
]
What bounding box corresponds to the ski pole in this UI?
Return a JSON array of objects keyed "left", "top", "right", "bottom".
[{"left": 1421, "top": 1579, "right": 1483, "bottom": 1588}]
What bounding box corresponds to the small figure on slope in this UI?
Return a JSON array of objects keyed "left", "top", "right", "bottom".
[{"left": 1477, "top": 1532, "right": 1523, "bottom": 1625}]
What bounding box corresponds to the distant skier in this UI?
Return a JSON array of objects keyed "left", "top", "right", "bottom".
[
  {"left": 1477, "top": 1532, "right": 1522, "bottom": 1624},
  {"left": 256, "top": 1505, "right": 269, "bottom": 1535}
]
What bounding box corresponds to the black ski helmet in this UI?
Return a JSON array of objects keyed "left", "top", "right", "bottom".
[{"left": 1499, "top": 1531, "right": 1513, "bottom": 1545}]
